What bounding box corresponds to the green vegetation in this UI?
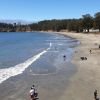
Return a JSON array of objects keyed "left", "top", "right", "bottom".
[
  {"left": 94, "top": 12, "right": 100, "bottom": 32},
  {"left": 0, "top": 23, "right": 31, "bottom": 32},
  {"left": 82, "top": 14, "right": 93, "bottom": 32},
  {"left": 0, "top": 12, "right": 100, "bottom": 33}
]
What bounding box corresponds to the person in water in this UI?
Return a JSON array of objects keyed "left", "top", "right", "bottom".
[{"left": 63, "top": 55, "right": 66, "bottom": 61}]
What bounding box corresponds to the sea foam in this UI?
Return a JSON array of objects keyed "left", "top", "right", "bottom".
[{"left": 0, "top": 43, "right": 52, "bottom": 84}]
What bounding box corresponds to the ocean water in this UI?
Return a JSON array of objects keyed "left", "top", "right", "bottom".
[{"left": 0, "top": 32, "right": 78, "bottom": 84}]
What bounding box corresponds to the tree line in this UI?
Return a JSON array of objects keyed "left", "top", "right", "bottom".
[
  {"left": 0, "top": 23, "right": 31, "bottom": 32},
  {"left": 0, "top": 12, "right": 100, "bottom": 33}
]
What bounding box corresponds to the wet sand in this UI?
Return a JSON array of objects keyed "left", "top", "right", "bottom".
[
  {"left": 56, "top": 32, "right": 100, "bottom": 100},
  {"left": 0, "top": 36, "right": 77, "bottom": 100},
  {"left": 1, "top": 32, "right": 100, "bottom": 100}
]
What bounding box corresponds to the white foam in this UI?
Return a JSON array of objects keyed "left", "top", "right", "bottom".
[
  {"left": 58, "top": 43, "right": 63, "bottom": 45},
  {"left": 49, "top": 42, "right": 52, "bottom": 47},
  {"left": 0, "top": 43, "right": 52, "bottom": 84}
]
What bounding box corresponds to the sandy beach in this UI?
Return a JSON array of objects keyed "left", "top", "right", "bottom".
[
  {"left": 0, "top": 32, "right": 77, "bottom": 100},
  {"left": 0, "top": 32, "right": 100, "bottom": 100},
  {"left": 56, "top": 32, "right": 100, "bottom": 100}
]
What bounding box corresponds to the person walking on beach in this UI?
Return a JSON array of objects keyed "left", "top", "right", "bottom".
[
  {"left": 30, "top": 85, "right": 38, "bottom": 100},
  {"left": 30, "top": 85, "right": 36, "bottom": 100},
  {"left": 94, "top": 90, "right": 98, "bottom": 100},
  {"left": 90, "top": 49, "right": 92, "bottom": 54}
]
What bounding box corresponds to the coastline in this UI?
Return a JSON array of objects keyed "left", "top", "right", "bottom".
[
  {"left": 54, "top": 32, "right": 100, "bottom": 100},
  {"left": 0, "top": 32, "right": 78, "bottom": 100},
  {"left": 1, "top": 31, "right": 100, "bottom": 100}
]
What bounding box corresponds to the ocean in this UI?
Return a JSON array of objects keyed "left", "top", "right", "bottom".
[{"left": 0, "top": 32, "right": 78, "bottom": 84}]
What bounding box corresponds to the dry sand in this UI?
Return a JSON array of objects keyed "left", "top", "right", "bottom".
[
  {"left": 1, "top": 32, "right": 100, "bottom": 100},
  {"left": 56, "top": 32, "right": 100, "bottom": 100}
]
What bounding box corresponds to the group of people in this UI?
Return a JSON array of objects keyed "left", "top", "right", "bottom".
[{"left": 29, "top": 85, "right": 38, "bottom": 100}]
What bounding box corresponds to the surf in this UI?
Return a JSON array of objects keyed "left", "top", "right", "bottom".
[{"left": 0, "top": 42, "right": 52, "bottom": 84}]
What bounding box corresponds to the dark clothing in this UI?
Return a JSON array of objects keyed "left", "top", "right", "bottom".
[
  {"left": 63, "top": 55, "right": 66, "bottom": 61},
  {"left": 90, "top": 50, "right": 92, "bottom": 54},
  {"left": 94, "top": 90, "right": 97, "bottom": 100},
  {"left": 31, "top": 95, "right": 34, "bottom": 98}
]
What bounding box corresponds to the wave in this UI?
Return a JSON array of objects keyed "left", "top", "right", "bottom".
[{"left": 0, "top": 42, "right": 52, "bottom": 84}]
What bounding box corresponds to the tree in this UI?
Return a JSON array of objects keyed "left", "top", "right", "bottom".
[
  {"left": 82, "top": 14, "right": 93, "bottom": 32},
  {"left": 94, "top": 12, "right": 100, "bottom": 32}
]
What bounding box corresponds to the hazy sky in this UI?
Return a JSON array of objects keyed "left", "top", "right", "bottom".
[{"left": 0, "top": 0, "right": 100, "bottom": 21}]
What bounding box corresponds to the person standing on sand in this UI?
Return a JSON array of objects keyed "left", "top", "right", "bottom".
[
  {"left": 90, "top": 50, "right": 92, "bottom": 54},
  {"left": 30, "top": 85, "right": 36, "bottom": 100},
  {"left": 94, "top": 90, "right": 97, "bottom": 100}
]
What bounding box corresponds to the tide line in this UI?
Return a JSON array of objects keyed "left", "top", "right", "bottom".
[{"left": 0, "top": 42, "right": 52, "bottom": 84}]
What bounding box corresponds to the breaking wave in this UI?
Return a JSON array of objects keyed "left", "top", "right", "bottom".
[{"left": 0, "top": 42, "right": 52, "bottom": 84}]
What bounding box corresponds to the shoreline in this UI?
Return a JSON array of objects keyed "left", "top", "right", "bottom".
[
  {"left": 54, "top": 32, "right": 100, "bottom": 100},
  {"left": 0, "top": 32, "right": 78, "bottom": 100},
  {"left": 1, "top": 31, "right": 100, "bottom": 100}
]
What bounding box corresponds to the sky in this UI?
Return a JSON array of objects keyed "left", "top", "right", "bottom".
[{"left": 0, "top": 0, "right": 100, "bottom": 22}]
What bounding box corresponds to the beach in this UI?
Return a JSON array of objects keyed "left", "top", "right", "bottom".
[
  {"left": 0, "top": 32, "right": 78, "bottom": 100},
  {"left": 0, "top": 0, "right": 99, "bottom": 100},
  {"left": 56, "top": 32, "right": 100, "bottom": 100},
  {"left": 0, "top": 32, "right": 100, "bottom": 100}
]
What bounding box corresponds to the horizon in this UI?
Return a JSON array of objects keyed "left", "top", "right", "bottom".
[{"left": 0, "top": 0, "right": 100, "bottom": 22}]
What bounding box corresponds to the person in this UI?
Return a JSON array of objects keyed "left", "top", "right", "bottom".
[
  {"left": 90, "top": 50, "right": 92, "bottom": 54},
  {"left": 31, "top": 85, "right": 35, "bottom": 89},
  {"left": 94, "top": 90, "right": 97, "bottom": 100},
  {"left": 30, "top": 85, "right": 35, "bottom": 100},
  {"left": 63, "top": 55, "right": 66, "bottom": 61}
]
